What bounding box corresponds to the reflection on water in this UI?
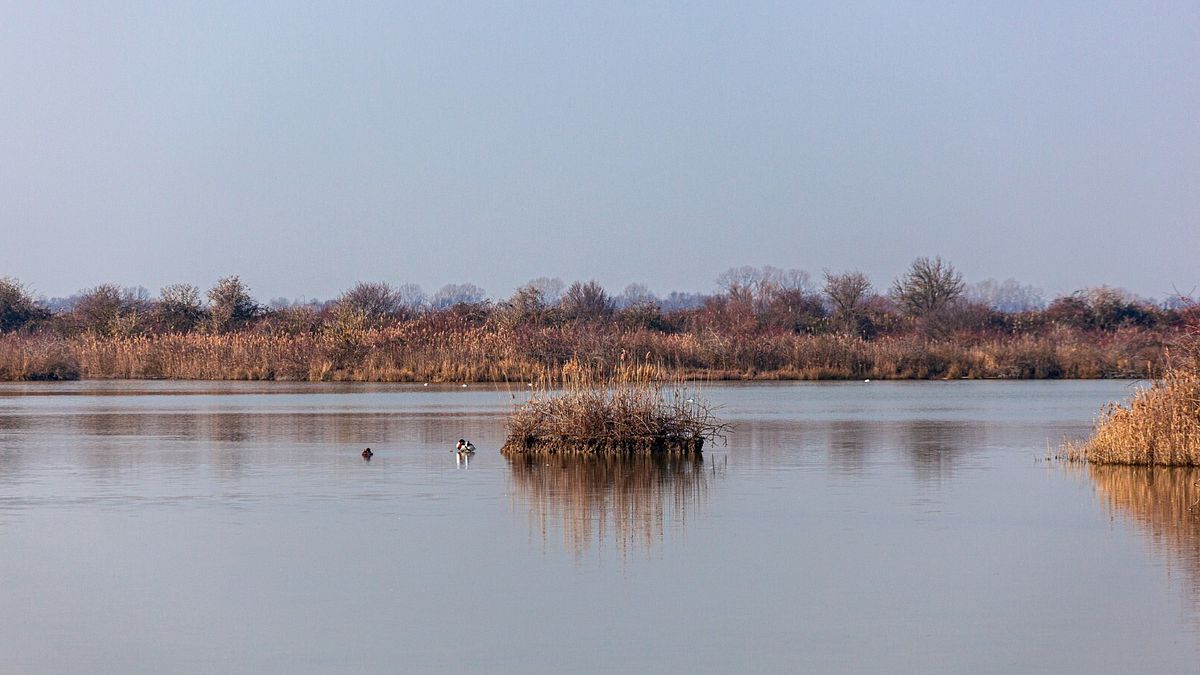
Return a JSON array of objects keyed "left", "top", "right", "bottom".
[
  {"left": 506, "top": 453, "right": 713, "bottom": 557},
  {"left": 903, "top": 422, "right": 971, "bottom": 483},
  {"left": 1089, "top": 465, "right": 1200, "bottom": 605},
  {"left": 8, "top": 379, "right": 1200, "bottom": 673}
]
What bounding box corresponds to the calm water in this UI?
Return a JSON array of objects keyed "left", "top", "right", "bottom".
[{"left": 1, "top": 380, "right": 1198, "bottom": 674}]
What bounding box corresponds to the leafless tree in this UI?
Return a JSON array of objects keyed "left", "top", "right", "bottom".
[
  {"left": 616, "top": 282, "right": 657, "bottom": 309},
  {"left": 823, "top": 271, "right": 873, "bottom": 315},
  {"left": 431, "top": 283, "right": 487, "bottom": 310},
  {"left": 498, "top": 282, "right": 552, "bottom": 326},
  {"left": 157, "top": 283, "right": 205, "bottom": 333},
  {"left": 891, "top": 257, "right": 965, "bottom": 317},
  {"left": 72, "top": 284, "right": 151, "bottom": 336},
  {"left": 395, "top": 283, "right": 427, "bottom": 311},
  {"left": 561, "top": 280, "right": 614, "bottom": 322},
  {"left": 525, "top": 277, "right": 565, "bottom": 306},
  {"left": 337, "top": 282, "right": 403, "bottom": 321},
  {"left": 969, "top": 278, "right": 1044, "bottom": 313}
]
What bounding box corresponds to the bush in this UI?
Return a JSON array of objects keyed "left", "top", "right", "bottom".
[
  {"left": 0, "top": 277, "right": 47, "bottom": 332},
  {"left": 208, "top": 276, "right": 258, "bottom": 333}
]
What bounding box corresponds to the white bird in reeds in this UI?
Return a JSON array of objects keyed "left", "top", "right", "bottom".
[{"left": 455, "top": 439, "right": 476, "bottom": 455}]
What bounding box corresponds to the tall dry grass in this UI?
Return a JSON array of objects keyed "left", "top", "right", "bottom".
[
  {"left": 0, "top": 334, "right": 80, "bottom": 380},
  {"left": 502, "top": 360, "right": 728, "bottom": 455},
  {"left": 1067, "top": 333, "right": 1200, "bottom": 465},
  {"left": 0, "top": 320, "right": 1174, "bottom": 383},
  {"left": 1067, "top": 368, "right": 1200, "bottom": 466}
]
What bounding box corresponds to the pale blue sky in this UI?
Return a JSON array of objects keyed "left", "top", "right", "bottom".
[{"left": 2, "top": 1, "right": 1197, "bottom": 302}]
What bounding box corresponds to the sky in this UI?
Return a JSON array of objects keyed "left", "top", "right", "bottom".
[{"left": 2, "top": 1, "right": 1197, "bottom": 303}]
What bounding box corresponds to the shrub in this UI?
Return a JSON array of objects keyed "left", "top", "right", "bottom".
[
  {"left": 502, "top": 362, "right": 727, "bottom": 455},
  {"left": 156, "top": 283, "right": 205, "bottom": 333},
  {"left": 0, "top": 277, "right": 47, "bottom": 332},
  {"left": 207, "top": 276, "right": 258, "bottom": 333}
]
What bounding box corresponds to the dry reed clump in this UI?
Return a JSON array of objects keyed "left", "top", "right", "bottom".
[
  {"left": 0, "top": 334, "right": 80, "bottom": 381},
  {"left": 502, "top": 362, "right": 728, "bottom": 455},
  {"left": 1066, "top": 337, "right": 1200, "bottom": 465}
]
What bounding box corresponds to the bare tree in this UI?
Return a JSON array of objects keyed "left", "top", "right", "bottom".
[
  {"left": 207, "top": 276, "right": 258, "bottom": 333},
  {"left": 822, "top": 270, "right": 873, "bottom": 335},
  {"left": 561, "top": 280, "right": 614, "bottom": 322},
  {"left": 337, "top": 282, "right": 402, "bottom": 321},
  {"left": 761, "top": 266, "right": 812, "bottom": 294},
  {"left": 823, "top": 270, "right": 873, "bottom": 316},
  {"left": 891, "top": 257, "right": 965, "bottom": 317},
  {"left": 659, "top": 291, "right": 707, "bottom": 311},
  {"left": 524, "top": 277, "right": 565, "bottom": 306},
  {"left": 157, "top": 283, "right": 205, "bottom": 333},
  {"left": 715, "top": 266, "right": 764, "bottom": 296},
  {"left": 71, "top": 284, "right": 150, "bottom": 336},
  {"left": 395, "top": 283, "right": 427, "bottom": 312},
  {"left": 499, "top": 282, "right": 552, "bottom": 326},
  {"left": 616, "top": 282, "right": 657, "bottom": 309},
  {"left": 431, "top": 283, "right": 487, "bottom": 310},
  {"left": 969, "top": 278, "right": 1045, "bottom": 313},
  {"left": 717, "top": 265, "right": 812, "bottom": 313}
]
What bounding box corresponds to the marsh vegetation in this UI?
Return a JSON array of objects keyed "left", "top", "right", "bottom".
[
  {"left": 1068, "top": 334, "right": 1200, "bottom": 466},
  {"left": 501, "top": 361, "right": 727, "bottom": 455},
  {"left": 0, "top": 260, "right": 1194, "bottom": 382}
]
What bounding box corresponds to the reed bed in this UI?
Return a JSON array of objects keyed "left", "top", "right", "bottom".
[
  {"left": 0, "top": 323, "right": 1171, "bottom": 383},
  {"left": 502, "top": 362, "right": 728, "bottom": 455},
  {"left": 0, "top": 334, "right": 79, "bottom": 381},
  {"left": 1066, "top": 368, "right": 1200, "bottom": 466},
  {"left": 1066, "top": 333, "right": 1200, "bottom": 465}
]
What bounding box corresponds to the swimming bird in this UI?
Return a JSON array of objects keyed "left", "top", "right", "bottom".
[
  {"left": 455, "top": 439, "right": 476, "bottom": 454},
  {"left": 362, "top": 448, "right": 373, "bottom": 459}
]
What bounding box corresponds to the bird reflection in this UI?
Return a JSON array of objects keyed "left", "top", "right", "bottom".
[
  {"left": 1087, "top": 465, "right": 1200, "bottom": 609},
  {"left": 505, "top": 453, "right": 713, "bottom": 557}
]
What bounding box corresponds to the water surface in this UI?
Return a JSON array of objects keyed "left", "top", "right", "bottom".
[{"left": 1, "top": 380, "right": 1197, "bottom": 673}]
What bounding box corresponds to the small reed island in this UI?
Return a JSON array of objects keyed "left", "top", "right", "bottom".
[
  {"left": 1068, "top": 334, "right": 1200, "bottom": 466},
  {"left": 501, "top": 363, "right": 727, "bottom": 456}
]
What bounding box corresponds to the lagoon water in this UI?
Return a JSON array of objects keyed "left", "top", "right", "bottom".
[{"left": 1, "top": 380, "right": 1197, "bottom": 673}]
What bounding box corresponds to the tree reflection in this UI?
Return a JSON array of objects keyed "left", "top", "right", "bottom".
[
  {"left": 1088, "top": 465, "right": 1200, "bottom": 605},
  {"left": 902, "top": 422, "right": 970, "bottom": 483},
  {"left": 506, "top": 453, "right": 713, "bottom": 558}
]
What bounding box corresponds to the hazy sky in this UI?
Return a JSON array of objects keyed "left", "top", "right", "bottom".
[{"left": 2, "top": 1, "right": 1197, "bottom": 302}]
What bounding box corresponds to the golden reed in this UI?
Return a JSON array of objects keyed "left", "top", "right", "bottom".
[{"left": 0, "top": 323, "right": 1169, "bottom": 383}]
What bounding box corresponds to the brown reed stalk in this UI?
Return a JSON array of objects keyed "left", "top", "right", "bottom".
[
  {"left": 1066, "top": 337, "right": 1200, "bottom": 465},
  {"left": 502, "top": 358, "right": 728, "bottom": 455}
]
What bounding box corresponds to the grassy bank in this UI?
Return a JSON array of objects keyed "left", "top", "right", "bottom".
[{"left": 0, "top": 322, "right": 1172, "bottom": 383}]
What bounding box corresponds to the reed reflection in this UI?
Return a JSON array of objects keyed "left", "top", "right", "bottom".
[
  {"left": 902, "top": 422, "right": 970, "bottom": 483},
  {"left": 1089, "top": 466, "right": 1200, "bottom": 607},
  {"left": 506, "top": 453, "right": 713, "bottom": 557}
]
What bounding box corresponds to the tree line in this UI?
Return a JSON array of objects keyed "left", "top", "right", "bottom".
[{"left": 1, "top": 257, "right": 1194, "bottom": 340}]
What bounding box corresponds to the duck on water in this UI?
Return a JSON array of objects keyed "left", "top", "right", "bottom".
[{"left": 455, "top": 439, "right": 476, "bottom": 455}]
